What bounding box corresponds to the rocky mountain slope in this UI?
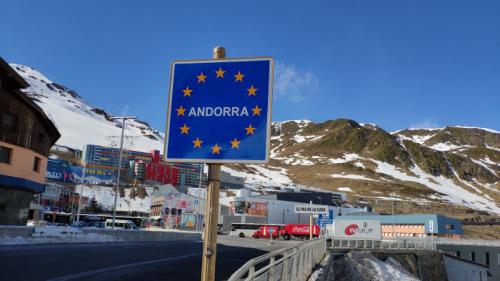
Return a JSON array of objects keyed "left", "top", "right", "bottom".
[
  {"left": 227, "top": 119, "right": 499, "bottom": 217},
  {"left": 12, "top": 63, "right": 499, "bottom": 218}
]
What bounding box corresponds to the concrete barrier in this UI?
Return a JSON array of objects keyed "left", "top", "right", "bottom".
[
  {"left": 0, "top": 225, "right": 201, "bottom": 244},
  {"left": 0, "top": 225, "right": 35, "bottom": 238},
  {"left": 81, "top": 228, "right": 201, "bottom": 242}
]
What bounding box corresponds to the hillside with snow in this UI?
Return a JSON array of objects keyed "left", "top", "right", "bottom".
[
  {"left": 11, "top": 63, "right": 500, "bottom": 217},
  {"left": 11, "top": 64, "right": 164, "bottom": 152}
]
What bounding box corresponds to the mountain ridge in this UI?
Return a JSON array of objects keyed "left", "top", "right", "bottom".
[{"left": 11, "top": 63, "right": 500, "bottom": 217}]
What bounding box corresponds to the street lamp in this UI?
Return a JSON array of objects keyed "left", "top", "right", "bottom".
[{"left": 110, "top": 116, "right": 136, "bottom": 229}]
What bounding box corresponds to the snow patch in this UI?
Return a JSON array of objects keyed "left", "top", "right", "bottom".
[
  {"left": 372, "top": 160, "right": 500, "bottom": 214},
  {"left": 331, "top": 174, "right": 378, "bottom": 182}
]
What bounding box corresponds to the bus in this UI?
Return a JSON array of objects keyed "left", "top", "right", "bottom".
[{"left": 229, "top": 223, "right": 283, "bottom": 238}]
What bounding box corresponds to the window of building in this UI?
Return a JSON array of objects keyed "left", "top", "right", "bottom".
[
  {"left": 485, "top": 252, "right": 490, "bottom": 266},
  {"left": 33, "top": 156, "right": 41, "bottom": 172},
  {"left": 1, "top": 112, "right": 17, "bottom": 130},
  {"left": 0, "top": 146, "right": 12, "bottom": 164},
  {"left": 456, "top": 251, "right": 461, "bottom": 257},
  {"left": 470, "top": 252, "right": 475, "bottom": 262}
]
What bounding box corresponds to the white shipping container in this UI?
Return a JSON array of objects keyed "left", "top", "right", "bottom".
[{"left": 333, "top": 220, "right": 382, "bottom": 239}]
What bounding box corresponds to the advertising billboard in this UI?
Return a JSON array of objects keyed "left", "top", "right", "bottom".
[
  {"left": 70, "top": 165, "right": 115, "bottom": 183},
  {"left": 333, "top": 220, "right": 382, "bottom": 240},
  {"left": 46, "top": 158, "right": 74, "bottom": 182}
]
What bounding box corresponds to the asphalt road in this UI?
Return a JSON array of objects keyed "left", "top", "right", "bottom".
[{"left": 0, "top": 236, "right": 297, "bottom": 281}]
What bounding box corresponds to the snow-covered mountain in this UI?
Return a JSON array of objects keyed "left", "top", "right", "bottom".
[
  {"left": 12, "top": 63, "right": 500, "bottom": 217},
  {"left": 11, "top": 64, "right": 164, "bottom": 152}
]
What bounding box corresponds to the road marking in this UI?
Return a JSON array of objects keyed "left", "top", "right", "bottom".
[{"left": 46, "top": 253, "right": 202, "bottom": 281}]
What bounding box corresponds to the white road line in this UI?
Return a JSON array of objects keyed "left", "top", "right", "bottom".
[{"left": 46, "top": 253, "right": 202, "bottom": 281}]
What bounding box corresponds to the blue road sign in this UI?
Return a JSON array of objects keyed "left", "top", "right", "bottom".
[{"left": 165, "top": 57, "right": 274, "bottom": 163}]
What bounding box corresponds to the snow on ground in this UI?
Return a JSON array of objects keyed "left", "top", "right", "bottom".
[
  {"left": 279, "top": 152, "right": 315, "bottom": 166},
  {"left": 0, "top": 227, "right": 120, "bottom": 245},
  {"left": 222, "top": 165, "right": 293, "bottom": 190},
  {"left": 343, "top": 251, "right": 420, "bottom": 281},
  {"left": 485, "top": 144, "right": 500, "bottom": 152},
  {"left": 12, "top": 64, "right": 163, "bottom": 152},
  {"left": 470, "top": 158, "right": 497, "bottom": 177},
  {"left": 354, "top": 162, "right": 365, "bottom": 169},
  {"left": 372, "top": 160, "right": 500, "bottom": 214},
  {"left": 450, "top": 126, "right": 500, "bottom": 134},
  {"left": 396, "top": 134, "right": 435, "bottom": 144},
  {"left": 331, "top": 174, "right": 378, "bottom": 182},
  {"left": 77, "top": 185, "right": 154, "bottom": 213},
  {"left": 337, "top": 187, "right": 353, "bottom": 192},
  {"left": 328, "top": 153, "right": 362, "bottom": 164},
  {"left": 430, "top": 142, "right": 469, "bottom": 151}
]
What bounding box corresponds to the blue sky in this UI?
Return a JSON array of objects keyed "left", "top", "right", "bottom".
[{"left": 1, "top": 0, "right": 499, "bottom": 131}]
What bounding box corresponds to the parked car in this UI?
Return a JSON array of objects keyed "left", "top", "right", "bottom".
[
  {"left": 84, "top": 221, "right": 105, "bottom": 228},
  {"left": 104, "top": 219, "right": 139, "bottom": 230}
]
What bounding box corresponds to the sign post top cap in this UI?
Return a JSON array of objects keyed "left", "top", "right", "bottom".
[{"left": 213, "top": 46, "right": 226, "bottom": 59}]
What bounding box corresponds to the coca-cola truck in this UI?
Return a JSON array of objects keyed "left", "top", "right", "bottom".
[
  {"left": 280, "top": 224, "right": 320, "bottom": 240},
  {"left": 252, "top": 225, "right": 281, "bottom": 239}
]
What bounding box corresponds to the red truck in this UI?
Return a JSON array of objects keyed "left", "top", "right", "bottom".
[
  {"left": 252, "top": 224, "right": 320, "bottom": 240},
  {"left": 252, "top": 225, "right": 281, "bottom": 239}
]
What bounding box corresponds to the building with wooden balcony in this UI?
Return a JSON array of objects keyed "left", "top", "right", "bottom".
[{"left": 0, "top": 57, "right": 60, "bottom": 225}]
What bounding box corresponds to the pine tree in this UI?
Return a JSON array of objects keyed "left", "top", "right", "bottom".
[
  {"left": 129, "top": 187, "right": 137, "bottom": 199},
  {"left": 86, "top": 196, "right": 102, "bottom": 213}
]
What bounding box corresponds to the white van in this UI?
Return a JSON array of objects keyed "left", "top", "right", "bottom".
[{"left": 105, "top": 219, "right": 138, "bottom": 230}]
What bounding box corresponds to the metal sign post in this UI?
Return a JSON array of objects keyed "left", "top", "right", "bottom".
[
  {"left": 309, "top": 200, "right": 313, "bottom": 239},
  {"left": 269, "top": 227, "right": 274, "bottom": 245}
]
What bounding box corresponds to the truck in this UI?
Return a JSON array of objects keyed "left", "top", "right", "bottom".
[
  {"left": 252, "top": 224, "right": 320, "bottom": 240},
  {"left": 280, "top": 224, "right": 320, "bottom": 240},
  {"left": 252, "top": 225, "right": 281, "bottom": 239}
]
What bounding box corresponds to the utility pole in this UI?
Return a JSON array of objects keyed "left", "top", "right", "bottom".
[
  {"left": 391, "top": 192, "right": 395, "bottom": 238},
  {"left": 200, "top": 46, "right": 225, "bottom": 281},
  {"left": 196, "top": 163, "right": 203, "bottom": 232},
  {"left": 110, "top": 116, "right": 136, "bottom": 229},
  {"left": 309, "top": 200, "right": 313, "bottom": 240}
]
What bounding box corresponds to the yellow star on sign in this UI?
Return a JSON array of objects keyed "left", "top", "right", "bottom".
[
  {"left": 252, "top": 105, "right": 262, "bottom": 116},
  {"left": 245, "top": 124, "right": 256, "bottom": 135},
  {"left": 230, "top": 138, "right": 241, "bottom": 149},
  {"left": 234, "top": 71, "right": 245, "bottom": 82},
  {"left": 197, "top": 72, "right": 207, "bottom": 83},
  {"left": 180, "top": 123, "right": 190, "bottom": 135},
  {"left": 247, "top": 85, "right": 258, "bottom": 96},
  {"left": 176, "top": 106, "right": 186, "bottom": 116},
  {"left": 215, "top": 67, "right": 225, "bottom": 78},
  {"left": 182, "top": 86, "right": 193, "bottom": 97},
  {"left": 192, "top": 137, "right": 203, "bottom": 148},
  {"left": 211, "top": 144, "right": 221, "bottom": 154}
]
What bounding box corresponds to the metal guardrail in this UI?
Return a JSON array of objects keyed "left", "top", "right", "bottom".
[
  {"left": 330, "top": 237, "right": 500, "bottom": 251},
  {"left": 227, "top": 238, "right": 327, "bottom": 281},
  {"left": 330, "top": 237, "right": 436, "bottom": 251}
]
